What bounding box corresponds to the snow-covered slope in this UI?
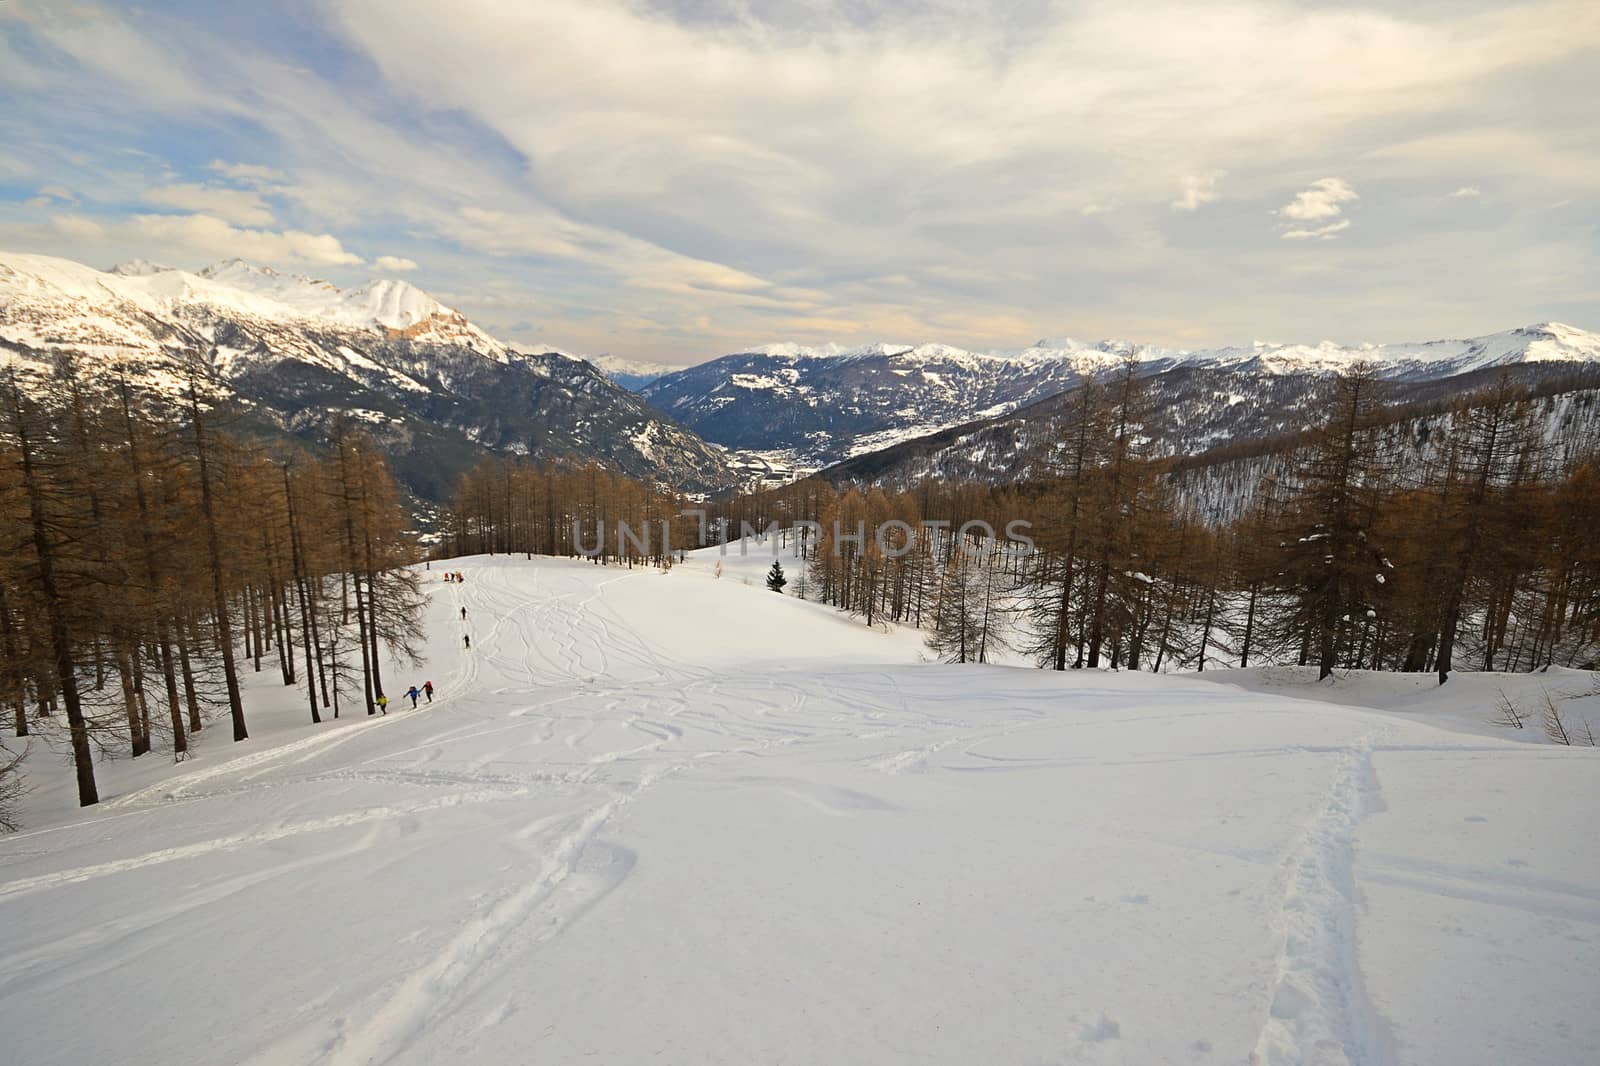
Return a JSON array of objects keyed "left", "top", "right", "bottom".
[
  {"left": 2, "top": 554, "right": 1595, "bottom": 1065},
  {"left": 0, "top": 250, "right": 736, "bottom": 497},
  {"left": 644, "top": 326, "right": 1600, "bottom": 466}
]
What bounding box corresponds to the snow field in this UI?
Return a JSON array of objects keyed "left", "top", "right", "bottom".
[{"left": 0, "top": 553, "right": 1595, "bottom": 1065}]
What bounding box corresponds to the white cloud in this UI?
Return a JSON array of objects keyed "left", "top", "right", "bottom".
[
  {"left": 1276, "top": 178, "right": 1358, "bottom": 239},
  {"left": 1171, "top": 172, "right": 1224, "bottom": 211},
  {"left": 143, "top": 183, "right": 275, "bottom": 226},
  {"left": 374, "top": 255, "right": 418, "bottom": 272},
  {"left": 1448, "top": 185, "right": 1482, "bottom": 199},
  {"left": 330, "top": 0, "right": 1596, "bottom": 262},
  {"left": 1277, "top": 178, "right": 1359, "bottom": 222},
  {"left": 1281, "top": 219, "right": 1352, "bottom": 240},
  {"left": 61, "top": 211, "right": 362, "bottom": 265},
  {"left": 130, "top": 214, "right": 361, "bottom": 265},
  {"left": 442, "top": 205, "right": 787, "bottom": 305},
  {"left": 26, "top": 185, "right": 78, "bottom": 209},
  {"left": 50, "top": 213, "right": 108, "bottom": 240}
]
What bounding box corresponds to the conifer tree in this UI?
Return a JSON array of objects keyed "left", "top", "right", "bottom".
[
  {"left": 1433, "top": 374, "right": 1543, "bottom": 683},
  {"left": 1082, "top": 355, "right": 1159, "bottom": 668},
  {"left": 1269, "top": 364, "right": 1393, "bottom": 680},
  {"left": 1024, "top": 374, "right": 1105, "bottom": 670},
  {"left": 186, "top": 381, "right": 248, "bottom": 742},
  {"left": 4, "top": 376, "right": 99, "bottom": 804}
]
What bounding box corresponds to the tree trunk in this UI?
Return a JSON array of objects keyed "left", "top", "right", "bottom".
[
  {"left": 177, "top": 620, "right": 203, "bottom": 734},
  {"left": 157, "top": 630, "right": 187, "bottom": 755},
  {"left": 0, "top": 582, "right": 24, "bottom": 738},
  {"left": 282, "top": 466, "right": 323, "bottom": 723},
  {"left": 188, "top": 386, "right": 248, "bottom": 741},
  {"left": 1240, "top": 581, "right": 1259, "bottom": 669},
  {"left": 9, "top": 386, "right": 98, "bottom": 806},
  {"left": 116, "top": 645, "right": 149, "bottom": 757}
]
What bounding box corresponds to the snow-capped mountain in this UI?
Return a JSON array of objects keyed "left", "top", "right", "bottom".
[
  {"left": 195, "top": 258, "right": 497, "bottom": 344},
  {"left": 640, "top": 342, "right": 1127, "bottom": 466},
  {"left": 590, "top": 354, "right": 686, "bottom": 392},
  {"left": 642, "top": 326, "right": 1600, "bottom": 467},
  {"left": 0, "top": 251, "right": 736, "bottom": 498}
]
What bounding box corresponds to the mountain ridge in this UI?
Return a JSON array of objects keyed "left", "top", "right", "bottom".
[
  {"left": 816, "top": 358, "right": 1600, "bottom": 517},
  {"left": 640, "top": 322, "right": 1600, "bottom": 468},
  {"left": 0, "top": 250, "right": 738, "bottom": 500}
]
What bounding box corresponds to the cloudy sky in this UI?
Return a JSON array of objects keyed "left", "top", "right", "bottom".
[{"left": 2, "top": 1, "right": 1596, "bottom": 364}]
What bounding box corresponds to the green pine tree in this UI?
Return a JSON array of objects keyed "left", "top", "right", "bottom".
[{"left": 766, "top": 559, "right": 787, "bottom": 593}]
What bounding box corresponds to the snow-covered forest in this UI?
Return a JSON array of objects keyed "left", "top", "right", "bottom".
[{"left": 699, "top": 363, "right": 1600, "bottom": 684}]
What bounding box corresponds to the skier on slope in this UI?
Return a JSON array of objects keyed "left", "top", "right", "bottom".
[
  {"left": 460, "top": 606, "right": 467, "bottom": 621},
  {"left": 375, "top": 694, "right": 389, "bottom": 715},
  {"left": 423, "top": 680, "right": 434, "bottom": 703},
  {"left": 405, "top": 685, "right": 421, "bottom": 709},
  {"left": 463, "top": 634, "right": 471, "bottom": 650}
]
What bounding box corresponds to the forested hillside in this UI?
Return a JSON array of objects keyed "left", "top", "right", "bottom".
[
  {"left": 822, "top": 359, "right": 1600, "bottom": 507},
  {"left": 1, "top": 370, "right": 424, "bottom": 813},
  {"left": 703, "top": 363, "right": 1600, "bottom": 685}
]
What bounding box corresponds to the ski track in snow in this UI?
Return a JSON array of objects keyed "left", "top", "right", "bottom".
[
  {"left": 320, "top": 795, "right": 634, "bottom": 1066},
  {"left": 3, "top": 556, "right": 1597, "bottom": 1066},
  {"left": 1251, "top": 732, "right": 1392, "bottom": 1066},
  {"left": 0, "top": 788, "right": 526, "bottom": 902},
  {"left": 313, "top": 565, "right": 785, "bottom": 1066}
]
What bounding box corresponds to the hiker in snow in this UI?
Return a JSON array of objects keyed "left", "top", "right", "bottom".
[
  {"left": 375, "top": 694, "right": 389, "bottom": 715},
  {"left": 463, "top": 634, "right": 471, "bottom": 650},
  {"left": 423, "top": 680, "right": 434, "bottom": 703},
  {"left": 405, "top": 685, "right": 421, "bottom": 709},
  {"left": 460, "top": 606, "right": 467, "bottom": 621}
]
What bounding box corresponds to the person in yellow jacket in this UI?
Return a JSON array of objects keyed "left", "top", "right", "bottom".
[{"left": 375, "top": 694, "right": 389, "bottom": 715}]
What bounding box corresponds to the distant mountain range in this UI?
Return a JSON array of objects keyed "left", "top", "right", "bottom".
[
  {"left": 640, "top": 326, "right": 1600, "bottom": 471},
  {"left": 8, "top": 249, "right": 1595, "bottom": 509},
  {"left": 821, "top": 356, "right": 1600, "bottom": 509},
  {"left": 590, "top": 354, "right": 684, "bottom": 392},
  {"left": 0, "top": 251, "right": 736, "bottom": 501}
]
